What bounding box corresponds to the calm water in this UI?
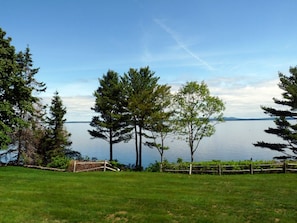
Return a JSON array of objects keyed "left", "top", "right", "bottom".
[{"left": 66, "top": 120, "right": 283, "bottom": 167}]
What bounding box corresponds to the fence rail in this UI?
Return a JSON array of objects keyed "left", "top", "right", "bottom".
[
  {"left": 71, "top": 160, "right": 120, "bottom": 173},
  {"left": 163, "top": 162, "right": 297, "bottom": 175}
]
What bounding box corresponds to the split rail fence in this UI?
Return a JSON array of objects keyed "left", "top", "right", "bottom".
[
  {"left": 163, "top": 162, "right": 297, "bottom": 175},
  {"left": 71, "top": 160, "right": 120, "bottom": 173},
  {"left": 24, "top": 161, "right": 120, "bottom": 172}
]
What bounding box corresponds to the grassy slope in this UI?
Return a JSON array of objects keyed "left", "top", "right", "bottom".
[{"left": 0, "top": 167, "right": 296, "bottom": 223}]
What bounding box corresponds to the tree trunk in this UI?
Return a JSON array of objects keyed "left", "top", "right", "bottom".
[
  {"left": 134, "top": 124, "right": 138, "bottom": 168},
  {"left": 109, "top": 129, "right": 113, "bottom": 161},
  {"left": 139, "top": 126, "right": 142, "bottom": 170},
  {"left": 190, "top": 143, "right": 194, "bottom": 162},
  {"left": 160, "top": 151, "right": 164, "bottom": 172},
  {"left": 17, "top": 129, "right": 22, "bottom": 165}
]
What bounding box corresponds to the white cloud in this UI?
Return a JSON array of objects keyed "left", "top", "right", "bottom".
[
  {"left": 169, "top": 78, "right": 282, "bottom": 118},
  {"left": 62, "top": 96, "right": 94, "bottom": 121},
  {"left": 42, "top": 95, "right": 94, "bottom": 121},
  {"left": 209, "top": 79, "right": 282, "bottom": 118},
  {"left": 41, "top": 78, "right": 283, "bottom": 121}
]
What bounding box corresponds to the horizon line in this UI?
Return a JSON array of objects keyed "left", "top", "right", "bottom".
[{"left": 65, "top": 117, "right": 277, "bottom": 123}]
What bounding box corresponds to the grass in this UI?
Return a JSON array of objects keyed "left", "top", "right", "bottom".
[{"left": 0, "top": 167, "right": 296, "bottom": 223}]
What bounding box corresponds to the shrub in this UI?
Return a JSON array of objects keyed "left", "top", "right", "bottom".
[{"left": 47, "top": 156, "right": 70, "bottom": 169}]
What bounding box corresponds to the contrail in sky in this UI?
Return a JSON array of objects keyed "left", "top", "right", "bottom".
[{"left": 154, "top": 18, "right": 215, "bottom": 71}]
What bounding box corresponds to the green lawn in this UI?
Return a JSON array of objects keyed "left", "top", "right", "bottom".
[{"left": 0, "top": 167, "right": 296, "bottom": 223}]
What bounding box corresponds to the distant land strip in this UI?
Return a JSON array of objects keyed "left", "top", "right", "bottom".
[{"left": 65, "top": 117, "right": 280, "bottom": 123}]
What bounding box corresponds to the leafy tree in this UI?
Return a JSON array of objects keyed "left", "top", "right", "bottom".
[
  {"left": 254, "top": 67, "right": 297, "bottom": 160},
  {"left": 41, "top": 91, "right": 72, "bottom": 165},
  {"left": 121, "top": 66, "right": 163, "bottom": 169},
  {"left": 173, "top": 81, "right": 225, "bottom": 162},
  {"left": 145, "top": 84, "right": 173, "bottom": 171},
  {"left": 89, "top": 70, "right": 132, "bottom": 161}
]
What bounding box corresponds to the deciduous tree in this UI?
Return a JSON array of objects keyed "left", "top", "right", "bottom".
[
  {"left": 173, "top": 81, "right": 225, "bottom": 162},
  {"left": 145, "top": 84, "right": 173, "bottom": 171},
  {"left": 254, "top": 67, "right": 297, "bottom": 160}
]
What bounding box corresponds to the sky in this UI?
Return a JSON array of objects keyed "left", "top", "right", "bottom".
[{"left": 1, "top": 0, "right": 297, "bottom": 121}]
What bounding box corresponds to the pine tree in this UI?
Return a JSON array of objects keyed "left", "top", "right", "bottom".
[
  {"left": 89, "top": 70, "right": 132, "bottom": 161},
  {"left": 121, "top": 66, "right": 164, "bottom": 169},
  {"left": 254, "top": 67, "right": 297, "bottom": 160}
]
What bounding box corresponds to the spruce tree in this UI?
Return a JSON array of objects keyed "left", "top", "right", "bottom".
[
  {"left": 42, "top": 91, "right": 72, "bottom": 165},
  {"left": 254, "top": 67, "right": 297, "bottom": 160},
  {"left": 13, "top": 47, "right": 46, "bottom": 164},
  {"left": 0, "top": 28, "right": 46, "bottom": 154},
  {"left": 0, "top": 28, "right": 19, "bottom": 148},
  {"left": 89, "top": 70, "right": 132, "bottom": 161}
]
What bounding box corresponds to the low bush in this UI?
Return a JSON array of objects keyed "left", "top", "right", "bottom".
[{"left": 47, "top": 156, "right": 70, "bottom": 169}]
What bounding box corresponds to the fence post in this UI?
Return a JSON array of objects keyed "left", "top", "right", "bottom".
[
  {"left": 189, "top": 163, "right": 192, "bottom": 175},
  {"left": 283, "top": 161, "right": 287, "bottom": 173},
  {"left": 218, "top": 164, "right": 222, "bottom": 176},
  {"left": 250, "top": 163, "right": 253, "bottom": 175},
  {"left": 73, "top": 160, "right": 77, "bottom": 173},
  {"left": 104, "top": 160, "right": 107, "bottom": 172}
]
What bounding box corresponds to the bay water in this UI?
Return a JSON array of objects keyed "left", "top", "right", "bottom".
[{"left": 66, "top": 120, "right": 283, "bottom": 167}]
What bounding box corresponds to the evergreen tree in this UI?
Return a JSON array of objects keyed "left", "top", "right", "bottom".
[
  {"left": 254, "top": 67, "right": 297, "bottom": 160},
  {"left": 0, "top": 28, "right": 19, "bottom": 148},
  {"left": 0, "top": 28, "right": 46, "bottom": 155},
  {"left": 13, "top": 47, "right": 46, "bottom": 164},
  {"left": 42, "top": 91, "right": 72, "bottom": 165},
  {"left": 121, "top": 66, "right": 164, "bottom": 169},
  {"left": 89, "top": 70, "right": 132, "bottom": 161}
]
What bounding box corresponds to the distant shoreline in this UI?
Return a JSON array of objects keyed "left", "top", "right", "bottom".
[{"left": 65, "top": 117, "right": 276, "bottom": 124}]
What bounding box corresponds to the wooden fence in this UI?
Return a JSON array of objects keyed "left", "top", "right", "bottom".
[
  {"left": 163, "top": 162, "right": 297, "bottom": 175},
  {"left": 71, "top": 160, "right": 120, "bottom": 173},
  {"left": 24, "top": 161, "right": 120, "bottom": 172}
]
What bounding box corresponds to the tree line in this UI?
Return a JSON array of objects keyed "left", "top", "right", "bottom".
[
  {"left": 1, "top": 26, "right": 296, "bottom": 171},
  {"left": 88, "top": 69, "right": 225, "bottom": 169},
  {"left": 0, "top": 28, "right": 76, "bottom": 168}
]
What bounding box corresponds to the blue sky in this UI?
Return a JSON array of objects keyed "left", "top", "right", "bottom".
[{"left": 1, "top": 0, "right": 297, "bottom": 120}]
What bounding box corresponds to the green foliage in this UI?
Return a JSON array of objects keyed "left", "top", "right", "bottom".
[
  {"left": 47, "top": 156, "right": 70, "bottom": 169},
  {"left": 145, "top": 84, "right": 173, "bottom": 164},
  {"left": 40, "top": 91, "right": 73, "bottom": 165},
  {"left": 173, "top": 81, "right": 225, "bottom": 162},
  {"left": 0, "top": 28, "right": 47, "bottom": 167},
  {"left": 89, "top": 70, "right": 132, "bottom": 161},
  {"left": 0, "top": 28, "right": 21, "bottom": 148},
  {"left": 121, "top": 66, "right": 166, "bottom": 169},
  {"left": 109, "top": 160, "right": 130, "bottom": 171},
  {"left": 254, "top": 66, "right": 297, "bottom": 160}
]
